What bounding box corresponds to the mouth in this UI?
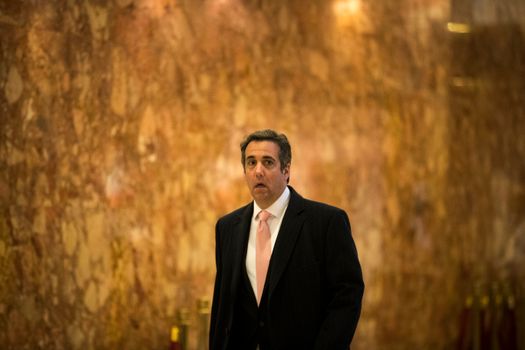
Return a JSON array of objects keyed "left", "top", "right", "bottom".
[{"left": 254, "top": 183, "right": 267, "bottom": 189}]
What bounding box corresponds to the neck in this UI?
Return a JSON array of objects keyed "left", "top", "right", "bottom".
[
  {"left": 254, "top": 186, "right": 288, "bottom": 209},
  {"left": 255, "top": 200, "right": 272, "bottom": 210}
]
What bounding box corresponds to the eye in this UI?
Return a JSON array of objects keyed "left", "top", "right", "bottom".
[
  {"left": 263, "top": 159, "right": 275, "bottom": 168},
  {"left": 246, "top": 159, "right": 256, "bottom": 167}
]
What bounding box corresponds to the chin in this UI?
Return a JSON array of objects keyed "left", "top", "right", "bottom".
[
  {"left": 253, "top": 193, "right": 266, "bottom": 200},
  {"left": 253, "top": 193, "right": 270, "bottom": 203}
]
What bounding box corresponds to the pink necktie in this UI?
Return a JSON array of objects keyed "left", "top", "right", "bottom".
[{"left": 256, "top": 210, "right": 271, "bottom": 304}]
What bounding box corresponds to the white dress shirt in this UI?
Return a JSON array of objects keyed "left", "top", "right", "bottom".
[{"left": 245, "top": 186, "right": 290, "bottom": 298}]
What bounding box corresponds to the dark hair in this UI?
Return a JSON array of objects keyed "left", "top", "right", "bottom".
[{"left": 240, "top": 129, "right": 292, "bottom": 172}]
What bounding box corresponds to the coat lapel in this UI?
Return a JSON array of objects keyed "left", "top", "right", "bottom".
[
  {"left": 267, "top": 187, "right": 306, "bottom": 300},
  {"left": 229, "top": 203, "right": 253, "bottom": 300}
]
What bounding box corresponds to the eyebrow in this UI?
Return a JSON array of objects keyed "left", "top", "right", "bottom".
[{"left": 246, "top": 155, "right": 276, "bottom": 160}]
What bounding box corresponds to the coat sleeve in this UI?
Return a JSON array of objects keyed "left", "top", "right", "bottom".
[
  {"left": 314, "top": 209, "right": 364, "bottom": 350},
  {"left": 209, "top": 219, "right": 223, "bottom": 350}
]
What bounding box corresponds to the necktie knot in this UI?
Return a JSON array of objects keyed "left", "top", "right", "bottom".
[{"left": 259, "top": 210, "right": 271, "bottom": 223}]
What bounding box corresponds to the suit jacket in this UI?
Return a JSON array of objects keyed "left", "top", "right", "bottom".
[{"left": 210, "top": 186, "right": 364, "bottom": 350}]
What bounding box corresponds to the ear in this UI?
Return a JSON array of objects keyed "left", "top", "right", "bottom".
[{"left": 282, "top": 163, "right": 290, "bottom": 177}]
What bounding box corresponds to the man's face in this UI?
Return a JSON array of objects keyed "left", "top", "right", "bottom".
[{"left": 244, "top": 141, "right": 290, "bottom": 209}]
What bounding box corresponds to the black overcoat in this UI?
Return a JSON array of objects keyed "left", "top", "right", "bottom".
[{"left": 210, "top": 186, "right": 364, "bottom": 350}]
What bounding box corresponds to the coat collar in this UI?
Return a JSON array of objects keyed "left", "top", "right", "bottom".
[{"left": 230, "top": 186, "right": 306, "bottom": 303}]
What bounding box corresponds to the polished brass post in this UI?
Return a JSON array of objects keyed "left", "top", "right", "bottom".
[
  {"left": 196, "top": 298, "right": 210, "bottom": 350},
  {"left": 177, "top": 308, "right": 191, "bottom": 350}
]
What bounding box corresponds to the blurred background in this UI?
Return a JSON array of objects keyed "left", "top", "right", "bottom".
[{"left": 1, "top": 0, "right": 524, "bottom": 349}]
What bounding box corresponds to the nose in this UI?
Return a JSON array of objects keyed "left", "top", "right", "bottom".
[{"left": 255, "top": 162, "right": 264, "bottom": 176}]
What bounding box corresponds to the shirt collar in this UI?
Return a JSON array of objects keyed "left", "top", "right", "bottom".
[{"left": 253, "top": 186, "right": 290, "bottom": 220}]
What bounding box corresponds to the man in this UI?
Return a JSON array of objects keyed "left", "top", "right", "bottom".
[{"left": 210, "top": 129, "right": 364, "bottom": 350}]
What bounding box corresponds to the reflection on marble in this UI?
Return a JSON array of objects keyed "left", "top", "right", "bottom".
[{"left": 1, "top": 0, "right": 524, "bottom": 349}]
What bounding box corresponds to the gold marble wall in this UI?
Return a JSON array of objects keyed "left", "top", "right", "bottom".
[{"left": 1, "top": 0, "right": 525, "bottom": 349}]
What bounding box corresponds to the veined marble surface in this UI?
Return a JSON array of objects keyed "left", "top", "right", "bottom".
[{"left": 1, "top": 0, "right": 524, "bottom": 349}]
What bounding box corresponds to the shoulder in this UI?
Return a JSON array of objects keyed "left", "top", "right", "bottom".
[
  {"left": 302, "top": 197, "right": 344, "bottom": 213},
  {"left": 290, "top": 186, "right": 344, "bottom": 213},
  {"left": 302, "top": 197, "right": 348, "bottom": 220},
  {"left": 216, "top": 203, "right": 251, "bottom": 226},
  {"left": 288, "top": 186, "right": 349, "bottom": 221}
]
